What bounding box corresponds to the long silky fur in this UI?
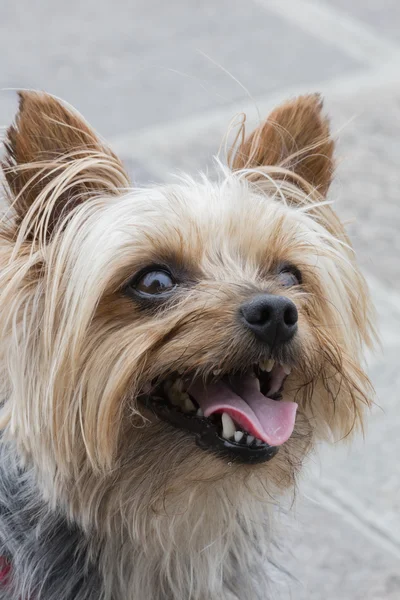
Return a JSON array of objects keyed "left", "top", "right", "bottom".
[{"left": 0, "top": 92, "right": 375, "bottom": 599}]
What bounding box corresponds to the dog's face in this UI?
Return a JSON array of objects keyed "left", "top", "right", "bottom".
[{"left": 0, "top": 93, "right": 374, "bottom": 510}]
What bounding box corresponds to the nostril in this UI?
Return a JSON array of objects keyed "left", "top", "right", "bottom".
[
  {"left": 259, "top": 307, "right": 272, "bottom": 325},
  {"left": 241, "top": 304, "right": 272, "bottom": 326},
  {"left": 283, "top": 304, "right": 298, "bottom": 327}
]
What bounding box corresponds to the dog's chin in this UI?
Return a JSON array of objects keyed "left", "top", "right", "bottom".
[{"left": 139, "top": 360, "right": 298, "bottom": 465}]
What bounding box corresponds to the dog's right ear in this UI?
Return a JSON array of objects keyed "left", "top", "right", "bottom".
[
  {"left": 2, "top": 91, "right": 129, "bottom": 239},
  {"left": 229, "top": 94, "right": 334, "bottom": 198}
]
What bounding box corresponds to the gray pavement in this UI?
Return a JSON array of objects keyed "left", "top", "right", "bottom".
[{"left": 1, "top": 1, "right": 399, "bottom": 598}]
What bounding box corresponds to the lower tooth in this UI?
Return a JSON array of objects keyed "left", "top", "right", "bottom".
[
  {"left": 246, "top": 435, "right": 255, "bottom": 445},
  {"left": 234, "top": 431, "right": 244, "bottom": 443},
  {"left": 196, "top": 408, "right": 204, "bottom": 417},
  {"left": 221, "top": 413, "right": 236, "bottom": 440}
]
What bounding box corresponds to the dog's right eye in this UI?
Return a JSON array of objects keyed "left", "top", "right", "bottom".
[{"left": 126, "top": 269, "right": 177, "bottom": 298}]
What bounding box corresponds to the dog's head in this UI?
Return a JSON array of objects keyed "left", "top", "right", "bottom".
[{"left": 0, "top": 92, "right": 374, "bottom": 508}]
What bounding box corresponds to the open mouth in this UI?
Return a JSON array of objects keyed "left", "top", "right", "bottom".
[{"left": 140, "top": 360, "right": 298, "bottom": 464}]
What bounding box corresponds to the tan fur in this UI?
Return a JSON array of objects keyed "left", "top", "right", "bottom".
[
  {"left": 229, "top": 94, "right": 334, "bottom": 195},
  {"left": 0, "top": 92, "right": 375, "bottom": 600},
  {"left": 2, "top": 91, "right": 129, "bottom": 238}
]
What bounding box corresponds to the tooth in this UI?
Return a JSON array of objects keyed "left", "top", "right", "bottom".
[
  {"left": 255, "top": 438, "right": 263, "bottom": 446},
  {"left": 183, "top": 397, "right": 196, "bottom": 413},
  {"left": 213, "top": 369, "right": 222, "bottom": 377},
  {"left": 221, "top": 413, "right": 236, "bottom": 440},
  {"left": 166, "top": 382, "right": 191, "bottom": 409},
  {"left": 196, "top": 408, "right": 204, "bottom": 417},
  {"left": 259, "top": 359, "right": 274, "bottom": 372},
  {"left": 282, "top": 364, "right": 291, "bottom": 375},
  {"left": 234, "top": 431, "right": 244, "bottom": 443},
  {"left": 246, "top": 435, "right": 255, "bottom": 445}
]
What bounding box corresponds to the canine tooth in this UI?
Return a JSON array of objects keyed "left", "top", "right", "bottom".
[
  {"left": 234, "top": 431, "right": 244, "bottom": 443},
  {"left": 221, "top": 413, "right": 236, "bottom": 440},
  {"left": 196, "top": 408, "right": 204, "bottom": 417},
  {"left": 183, "top": 397, "right": 196, "bottom": 413},
  {"left": 282, "top": 364, "right": 291, "bottom": 375},
  {"left": 246, "top": 435, "right": 255, "bottom": 445},
  {"left": 212, "top": 369, "right": 222, "bottom": 377}
]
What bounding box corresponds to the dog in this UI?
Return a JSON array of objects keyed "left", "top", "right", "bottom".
[{"left": 0, "top": 91, "right": 374, "bottom": 599}]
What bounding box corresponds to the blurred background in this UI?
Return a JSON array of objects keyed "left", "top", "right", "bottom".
[{"left": 1, "top": 1, "right": 399, "bottom": 598}]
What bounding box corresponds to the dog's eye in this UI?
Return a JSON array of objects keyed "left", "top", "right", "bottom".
[
  {"left": 133, "top": 269, "right": 176, "bottom": 297},
  {"left": 277, "top": 265, "right": 302, "bottom": 288}
]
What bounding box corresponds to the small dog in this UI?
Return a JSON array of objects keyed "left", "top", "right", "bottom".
[{"left": 0, "top": 92, "right": 374, "bottom": 600}]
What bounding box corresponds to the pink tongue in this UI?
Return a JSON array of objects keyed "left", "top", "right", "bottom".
[{"left": 189, "top": 374, "right": 297, "bottom": 446}]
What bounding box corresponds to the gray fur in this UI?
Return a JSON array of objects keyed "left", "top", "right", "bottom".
[{"left": 0, "top": 443, "right": 101, "bottom": 600}]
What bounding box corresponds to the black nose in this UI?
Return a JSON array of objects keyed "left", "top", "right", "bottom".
[{"left": 240, "top": 294, "right": 298, "bottom": 346}]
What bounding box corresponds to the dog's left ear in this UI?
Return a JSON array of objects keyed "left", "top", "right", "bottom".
[
  {"left": 230, "top": 94, "right": 334, "bottom": 197},
  {"left": 2, "top": 91, "right": 129, "bottom": 238}
]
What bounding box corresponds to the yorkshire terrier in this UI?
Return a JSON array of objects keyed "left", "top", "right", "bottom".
[{"left": 0, "top": 91, "right": 374, "bottom": 599}]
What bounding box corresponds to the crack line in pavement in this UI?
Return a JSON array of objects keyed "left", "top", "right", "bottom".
[{"left": 257, "top": 0, "right": 400, "bottom": 66}]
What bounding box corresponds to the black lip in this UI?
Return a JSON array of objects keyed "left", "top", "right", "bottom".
[{"left": 141, "top": 395, "right": 279, "bottom": 465}]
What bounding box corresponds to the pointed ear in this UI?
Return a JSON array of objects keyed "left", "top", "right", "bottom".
[
  {"left": 2, "top": 91, "right": 129, "bottom": 236},
  {"left": 230, "top": 94, "right": 334, "bottom": 197}
]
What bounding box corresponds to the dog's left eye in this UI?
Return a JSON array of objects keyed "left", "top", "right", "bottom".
[
  {"left": 277, "top": 265, "right": 302, "bottom": 288},
  {"left": 132, "top": 269, "right": 177, "bottom": 297}
]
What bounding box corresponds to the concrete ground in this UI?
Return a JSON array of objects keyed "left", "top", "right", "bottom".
[{"left": 1, "top": 1, "right": 399, "bottom": 598}]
